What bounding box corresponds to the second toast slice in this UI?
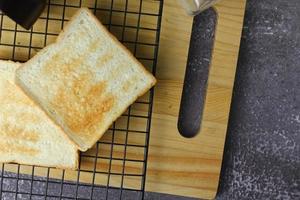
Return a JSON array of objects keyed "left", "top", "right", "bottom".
[{"left": 0, "top": 60, "right": 78, "bottom": 169}]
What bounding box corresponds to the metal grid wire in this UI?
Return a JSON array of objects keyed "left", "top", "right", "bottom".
[{"left": 0, "top": 0, "right": 163, "bottom": 199}]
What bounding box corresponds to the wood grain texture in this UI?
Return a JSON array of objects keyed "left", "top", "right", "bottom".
[
  {"left": 146, "top": 0, "right": 246, "bottom": 199},
  {"left": 0, "top": 0, "right": 246, "bottom": 199}
]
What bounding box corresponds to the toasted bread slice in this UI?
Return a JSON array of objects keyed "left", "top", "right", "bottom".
[
  {"left": 0, "top": 60, "right": 78, "bottom": 169},
  {"left": 16, "top": 8, "right": 156, "bottom": 151}
]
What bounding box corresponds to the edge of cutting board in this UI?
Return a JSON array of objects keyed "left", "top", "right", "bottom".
[{"left": 146, "top": 0, "right": 246, "bottom": 199}]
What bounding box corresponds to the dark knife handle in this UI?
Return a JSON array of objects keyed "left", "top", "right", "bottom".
[
  {"left": 0, "top": 0, "right": 46, "bottom": 30},
  {"left": 177, "top": 8, "right": 217, "bottom": 138}
]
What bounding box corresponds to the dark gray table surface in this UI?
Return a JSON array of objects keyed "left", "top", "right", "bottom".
[{"left": 217, "top": 0, "right": 300, "bottom": 199}]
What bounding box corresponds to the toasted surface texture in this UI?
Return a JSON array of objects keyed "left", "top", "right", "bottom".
[
  {"left": 16, "top": 8, "right": 156, "bottom": 151},
  {"left": 0, "top": 60, "right": 78, "bottom": 169}
]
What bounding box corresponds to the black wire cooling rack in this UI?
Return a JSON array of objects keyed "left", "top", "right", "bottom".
[{"left": 0, "top": 0, "right": 163, "bottom": 199}]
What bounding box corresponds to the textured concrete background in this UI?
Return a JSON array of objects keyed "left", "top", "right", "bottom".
[
  {"left": 217, "top": 0, "right": 300, "bottom": 199},
  {"left": 1, "top": 0, "right": 299, "bottom": 199}
]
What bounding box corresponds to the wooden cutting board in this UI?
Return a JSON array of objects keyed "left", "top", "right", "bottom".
[
  {"left": 0, "top": 0, "right": 246, "bottom": 199},
  {"left": 146, "top": 0, "right": 246, "bottom": 199}
]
